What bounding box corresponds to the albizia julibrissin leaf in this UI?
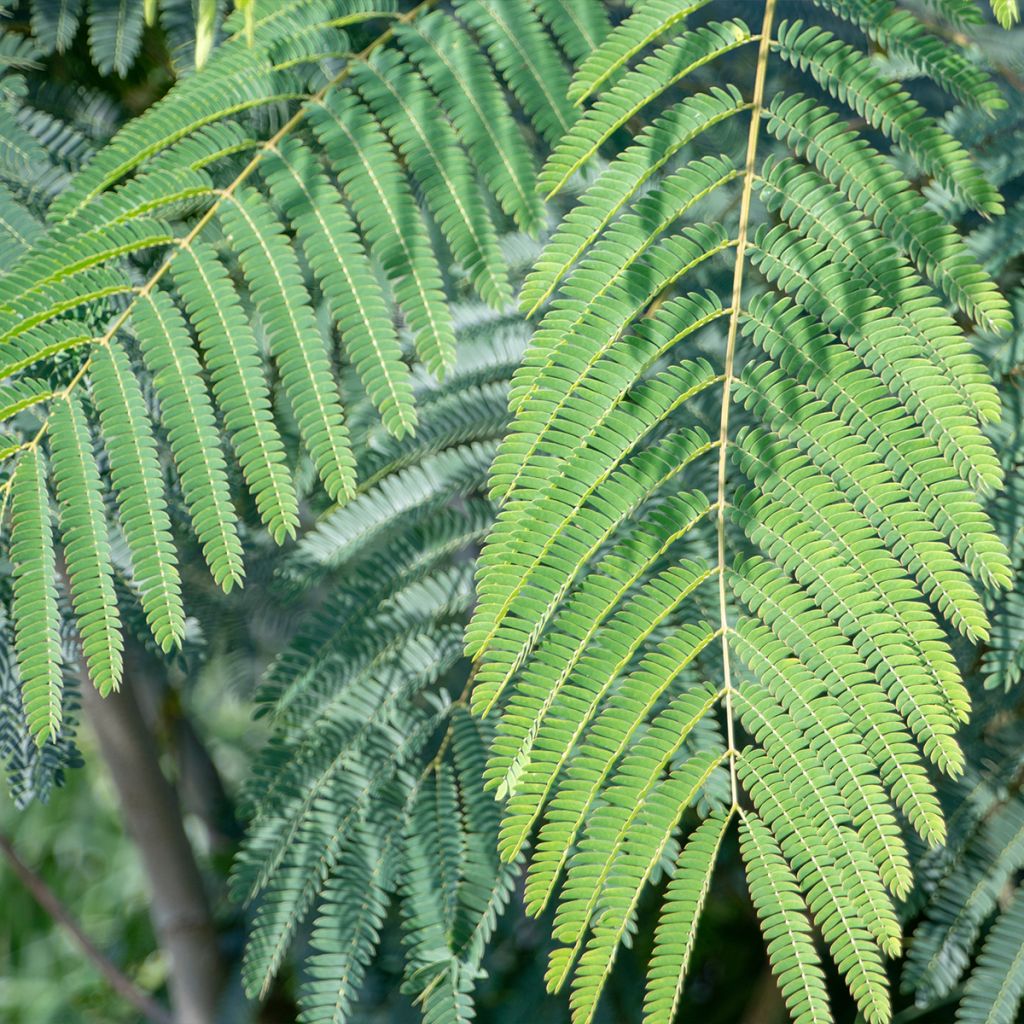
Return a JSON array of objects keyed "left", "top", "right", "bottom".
[
  {"left": 172, "top": 242, "right": 300, "bottom": 545},
  {"left": 49, "top": 392, "right": 123, "bottom": 695},
  {"left": 218, "top": 187, "right": 356, "bottom": 504},
  {"left": 91, "top": 339, "right": 185, "bottom": 652},
  {"left": 9, "top": 446, "right": 63, "bottom": 742},
  {"left": 134, "top": 289, "right": 244, "bottom": 591}
]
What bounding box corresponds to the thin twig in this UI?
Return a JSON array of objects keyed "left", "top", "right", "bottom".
[{"left": 0, "top": 831, "right": 173, "bottom": 1024}]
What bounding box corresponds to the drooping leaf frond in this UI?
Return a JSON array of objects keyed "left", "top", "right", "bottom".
[
  {"left": 0, "top": 0, "right": 602, "bottom": 696},
  {"left": 171, "top": 241, "right": 300, "bottom": 545},
  {"left": 902, "top": 161, "right": 1024, "bottom": 1021},
  {"left": 90, "top": 339, "right": 186, "bottom": 653},
  {"left": 261, "top": 137, "right": 417, "bottom": 438},
  {"left": 956, "top": 886, "right": 1024, "bottom": 1024},
  {"left": 218, "top": 185, "right": 358, "bottom": 504},
  {"left": 467, "top": 3, "right": 1014, "bottom": 1022},
  {"left": 234, "top": 301, "right": 528, "bottom": 1024},
  {"left": 133, "top": 290, "right": 245, "bottom": 591},
  {"left": 2, "top": 4, "right": 1023, "bottom": 1023},
  {"left": 739, "top": 809, "right": 831, "bottom": 1024},
  {"left": 0, "top": 602, "right": 81, "bottom": 806},
  {"left": 644, "top": 810, "right": 732, "bottom": 1024},
  {"left": 9, "top": 447, "right": 63, "bottom": 743},
  {"left": 48, "top": 393, "right": 123, "bottom": 695}
]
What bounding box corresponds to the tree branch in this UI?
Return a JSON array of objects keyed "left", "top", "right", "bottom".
[
  {"left": 80, "top": 645, "right": 225, "bottom": 1024},
  {"left": 0, "top": 831, "right": 174, "bottom": 1024}
]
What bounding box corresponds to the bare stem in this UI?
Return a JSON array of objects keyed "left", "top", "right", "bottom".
[
  {"left": 718, "top": 0, "right": 777, "bottom": 810},
  {"left": 0, "top": 832, "right": 173, "bottom": 1024}
]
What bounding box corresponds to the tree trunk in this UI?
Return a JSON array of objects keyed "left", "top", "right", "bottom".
[{"left": 81, "top": 661, "right": 224, "bottom": 1024}]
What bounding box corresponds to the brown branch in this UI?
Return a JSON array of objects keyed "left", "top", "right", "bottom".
[
  {"left": 0, "top": 831, "right": 173, "bottom": 1024},
  {"left": 80, "top": 649, "right": 225, "bottom": 1024}
]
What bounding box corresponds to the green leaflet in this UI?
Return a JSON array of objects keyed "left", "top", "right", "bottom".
[
  {"left": 300, "top": 824, "right": 393, "bottom": 1024},
  {"left": 30, "top": 0, "right": 84, "bottom": 53},
  {"left": 133, "top": 290, "right": 244, "bottom": 590},
  {"left": 643, "top": 811, "right": 731, "bottom": 1024},
  {"left": 984, "top": 585, "right": 1024, "bottom": 692},
  {"left": 521, "top": 87, "right": 746, "bottom": 315},
  {"left": 399, "top": 758, "right": 514, "bottom": 1021},
  {"left": 261, "top": 138, "right": 417, "bottom": 440},
  {"left": 541, "top": 20, "right": 753, "bottom": 198},
  {"left": 219, "top": 187, "right": 356, "bottom": 504},
  {"left": 510, "top": 163, "right": 736, "bottom": 445},
  {"left": 91, "top": 340, "right": 185, "bottom": 651},
  {"left": 814, "top": 0, "right": 1006, "bottom": 110},
  {"left": 734, "top": 362, "right": 989, "bottom": 642},
  {"left": 240, "top": 701, "right": 448, "bottom": 996},
  {"left": 522, "top": 617, "right": 720, "bottom": 915},
  {"left": 172, "top": 242, "right": 300, "bottom": 543},
  {"left": 87, "top": 0, "right": 145, "bottom": 77},
  {"left": 755, "top": 157, "right": 1001, "bottom": 426},
  {"left": 558, "top": 750, "right": 725, "bottom": 1024},
  {"left": 532, "top": 0, "right": 612, "bottom": 66},
  {"left": 0, "top": 214, "right": 178, "bottom": 312},
  {"left": 734, "top": 425, "right": 968, "bottom": 724},
  {"left": 904, "top": 799, "right": 1024, "bottom": 1004},
  {"left": 454, "top": 0, "right": 576, "bottom": 146},
  {"left": 194, "top": 0, "right": 217, "bottom": 69},
  {"left": 740, "top": 294, "right": 1011, "bottom": 591},
  {"left": 471, "top": 432, "right": 716, "bottom": 717},
  {"left": 353, "top": 50, "right": 511, "bottom": 310},
  {"left": 9, "top": 447, "right": 63, "bottom": 743},
  {"left": 567, "top": 0, "right": 711, "bottom": 106},
  {"left": 730, "top": 477, "right": 966, "bottom": 778},
  {"left": 0, "top": 269, "right": 134, "bottom": 346},
  {"left": 731, "top": 634, "right": 913, "bottom": 898},
  {"left": 291, "top": 446, "right": 496, "bottom": 582},
  {"left": 736, "top": 688, "right": 903, "bottom": 956},
  {"left": 548, "top": 685, "right": 722, "bottom": 958},
  {"left": 957, "top": 887, "right": 1024, "bottom": 1024},
  {"left": 774, "top": 21, "right": 1002, "bottom": 216},
  {"left": 398, "top": 12, "right": 543, "bottom": 235},
  {"left": 499, "top": 555, "right": 718, "bottom": 842},
  {"left": 310, "top": 90, "right": 456, "bottom": 376},
  {"left": 764, "top": 93, "right": 1011, "bottom": 335},
  {"left": 730, "top": 567, "right": 946, "bottom": 847},
  {"left": 740, "top": 751, "right": 891, "bottom": 1024},
  {"left": 51, "top": 44, "right": 285, "bottom": 221},
  {"left": 484, "top": 220, "right": 731, "bottom": 553},
  {"left": 990, "top": 0, "right": 1021, "bottom": 26},
  {"left": 49, "top": 393, "right": 122, "bottom": 695},
  {"left": 0, "top": 182, "right": 43, "bottom": 262},
  {"left": 750, "top": 221, "right": 1004, "bottom": 496},
  {"left": 739, "top": 811, "right": 831, "bottom": 1024},
  {"left": 0, "top": 378, "right": 53, "bottom": 422},
  {"left": 479, "top": 293, "right": 725, "bottom": 601}
]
